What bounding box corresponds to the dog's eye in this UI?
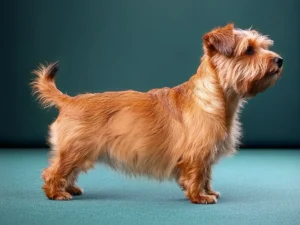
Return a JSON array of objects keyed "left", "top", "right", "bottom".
[{"left": 245, "top": 46, "right": 255, "bottom": 55}]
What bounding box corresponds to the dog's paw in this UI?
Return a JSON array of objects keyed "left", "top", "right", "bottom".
[
  {"left": 189, "top": 194, "right": 217, "bottom": 204},
  {"left": 66, "top": 186, "right": 83, "bottom": 196},
  {"left": 49, "top": 192, "right": 73, "bottom": 200},
  {"left": 206, "top": 190, "right": 220, "bottom": 198}
]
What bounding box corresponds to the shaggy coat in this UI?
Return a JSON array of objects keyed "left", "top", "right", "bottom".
[{"left": 32, "top": 23, "right": 282, "bottom": 203}]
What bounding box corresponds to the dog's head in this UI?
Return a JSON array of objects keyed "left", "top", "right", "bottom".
[{"left": 203, "top": 23, "right": 283, "bottom": 98}]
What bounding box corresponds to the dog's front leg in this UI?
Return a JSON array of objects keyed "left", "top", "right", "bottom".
[
  {"left": 177, "top": 157, "right": 217, "bottom": 204},
  {"left": 204, "top": 166, "right": 220, "bottom": 198}
]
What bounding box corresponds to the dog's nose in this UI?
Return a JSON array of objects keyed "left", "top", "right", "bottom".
[{"left": 274, "top": 57, "right": 283, "bottom": 68}]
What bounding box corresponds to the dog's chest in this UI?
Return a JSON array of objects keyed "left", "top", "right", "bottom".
[
  {"left": 213, "top": 103, "right": 243, "bottom": 160},
  {"left": 214, "top": 127, "right": 239, "bottom": 160}
]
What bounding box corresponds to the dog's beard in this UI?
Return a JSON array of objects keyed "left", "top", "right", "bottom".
[{"left": 241, "top": 75, "right": 278, "bottom": 98}]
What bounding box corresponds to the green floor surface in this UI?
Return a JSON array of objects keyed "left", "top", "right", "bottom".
[{"left": 0, "top": 149, "right": 299, "bottom": 225}]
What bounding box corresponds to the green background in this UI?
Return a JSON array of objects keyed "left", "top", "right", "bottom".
[{"left": 2, "top": 0, "right": 300, "bottom": 148}]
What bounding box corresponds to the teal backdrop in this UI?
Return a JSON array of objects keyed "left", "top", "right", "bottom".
[{"left": 2, "top": 0, "right": 300, "bottom": 148}]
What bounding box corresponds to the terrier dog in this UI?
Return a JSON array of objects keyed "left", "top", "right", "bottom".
[{"left": 32, "top": 23, "right": 283, "bottom": 204}]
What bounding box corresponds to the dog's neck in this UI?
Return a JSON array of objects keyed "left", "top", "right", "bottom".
[
  {"left": 189, "top": 56, "right": 243, "bottom": 128},
  {"left": 223, "top": 88, "right": 244, "bottom": 128}
]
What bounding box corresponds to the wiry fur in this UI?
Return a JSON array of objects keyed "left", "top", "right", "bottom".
[{"left": 32, "top": 23, "right": 282, "bottom": 204}]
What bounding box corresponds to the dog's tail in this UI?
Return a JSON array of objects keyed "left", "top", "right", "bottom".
[{"left": 31, "top": 62, "right": 70, "bottom": 108}]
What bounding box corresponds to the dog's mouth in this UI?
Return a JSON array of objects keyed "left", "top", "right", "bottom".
[{"left": 266, "top": 69, "right": 280, "bottom": 76}]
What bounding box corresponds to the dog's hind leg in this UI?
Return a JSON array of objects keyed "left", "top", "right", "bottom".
[
  {"left": 65, "top": 169, "right": 83, "bottom": 196},
  {"left": 42, "top": 150, "right": 78, "bottom": 200},
  {"left": 41, "top": 142, "right": 94, "bottom": 200}
]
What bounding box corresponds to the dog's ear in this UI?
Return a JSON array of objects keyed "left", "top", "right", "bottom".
[{"left": 203, "top": 23, "right": 235, "bottom": 56}]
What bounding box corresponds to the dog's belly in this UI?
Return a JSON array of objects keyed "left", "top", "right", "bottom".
[{"left": 98, "top": 147, "right": 179, "bottom": 180}]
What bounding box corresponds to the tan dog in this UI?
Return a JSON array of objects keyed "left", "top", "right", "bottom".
[{"left": 32, "top": 23, "right": 283, "bottom": 204}]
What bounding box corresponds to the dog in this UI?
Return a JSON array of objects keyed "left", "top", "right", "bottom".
[{"left": 32, "top": 23, "right": 283, "bottom": 204}]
